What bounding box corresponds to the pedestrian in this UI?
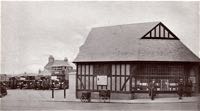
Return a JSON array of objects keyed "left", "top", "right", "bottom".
[
  {"left": 148, "top": 79, "right": 156, "bottom": 100},
  {"left": 185, "top": 79, "right": 193, "bottom": 97},
  {"left": 20, "top": 82, "right": 23, "bottom": 89},
  {"left": 177, "top": 79, "right": 184, "bottom": 100}
]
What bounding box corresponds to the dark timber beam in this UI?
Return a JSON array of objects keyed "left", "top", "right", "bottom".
[
  {"left": 150, "top": 31, "right": 152, "bottom": 38},
  {"left": 115, "top": 64, "right": 117, "bottom": 91},
  {"left": 125, "top": 64, "right": 126, "bottom": 91},
  {"left": 80, "top": 64, "right": 82, "bottom": 89},
  {"left": 76, "top": 64, "right": 78, "bottom": 98},
  {"left": 88, "top": 64, "right": 90, "bottom": 90},
  {"left": 163, "top": 28, "right": 165, "bottom": 38},
  {"left": 121, "top": 76, "right": 131, "bottom": 91},
  {"left": 120, "top": 64, "right": 122, "bottom": 91},
  {"left": 84, "top": 65, "right": 86, "bottom": 89},
  {"left": 93, "top": 65, "right": 94, "bottom": 90}
]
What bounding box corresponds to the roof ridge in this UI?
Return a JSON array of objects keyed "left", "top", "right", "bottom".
[{"left": 92, "top": 21, "right": 161, "bottom": 29}]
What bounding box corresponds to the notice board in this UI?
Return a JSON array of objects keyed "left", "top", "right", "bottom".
[{"left": 97, "top": 75, "right": 107, "bottom": 86}]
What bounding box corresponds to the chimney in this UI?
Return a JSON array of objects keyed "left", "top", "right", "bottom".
[
  {"left": 64, "top": 57, "right": 68, "bottom": 62},
  {"left": 48, "top": 55, "right": 54, "bottom": 63}
]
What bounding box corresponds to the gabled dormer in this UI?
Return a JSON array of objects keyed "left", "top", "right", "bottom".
[{"left": 141, "top": 22, "right": 179, "bottom": 40}]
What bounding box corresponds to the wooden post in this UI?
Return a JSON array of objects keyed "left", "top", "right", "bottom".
[
  {"left": 76, "top": 64, "right": 78, "bottom": 98},
  {"left": 52, "top": 88, "right": 54, "bottom": 98},
  {"left": 64, "top": 87, "right": 66, "bottom": 98},
  {"left": 115, "top": 64, "right": 117, "bottom": 91},
  {"left": 125, "top": 64, "right": 126, "bottom": 91}
]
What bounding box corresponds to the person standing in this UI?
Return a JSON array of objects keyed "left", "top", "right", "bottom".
[
  {"left": 177, "top": 79, "right": 184, "bottom": 100},
  {"left": 20, "top": 82, "right": 23, "bottom": 89},
  {"left": 185, "top": 79, "right": 193, "bottom": 97},
  {"left": 148, "top": 79, "right": 156, "bottom": 100}
]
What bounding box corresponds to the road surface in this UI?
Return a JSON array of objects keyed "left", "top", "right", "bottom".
[{"left": 0, "top": 89, "right": 199, "bottom": 111}]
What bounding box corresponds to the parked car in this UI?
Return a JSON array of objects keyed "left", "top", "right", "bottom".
[{"left": 0, "top": 82, "right": 7, "bottom": 97}]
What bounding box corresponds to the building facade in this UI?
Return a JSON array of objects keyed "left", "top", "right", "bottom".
[
  {"left": 74, "top": 22, "right": 200, "bottom": 99},
  {"left": 44, "top": 55, "right": 73, "bottom": 81},
  {"left": 0, "top": 74, "right": 9, "bottom": 82}
]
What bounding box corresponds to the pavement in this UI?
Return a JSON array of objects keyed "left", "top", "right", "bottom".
[
  {"left": 45, "top": 74, "right": 200, "bottom": 104},
  {"left": 3, "top": 89, "right": 199, "bottom": 104},
  {"left": 1, "top": 74, "right": 199, "bottom": 111},
  {"left": 2, "top": 74, "right": 199, "bottom": 104},
  {"left": 47, "top": 93, "right": 199, "bottom": 104},
  {"left": 1, "top": 89, "right": 199, "bottom": 111},
  {"left": 55, "top": 97, "right": 199, "bottom": 104}
]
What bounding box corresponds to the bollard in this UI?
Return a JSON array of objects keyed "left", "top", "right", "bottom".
[
  {"left": 52, "top": 88, "right": 54, "bottom": 98},
  {"left": 64, "top": 87, "right": 66, "bottom": 98}
]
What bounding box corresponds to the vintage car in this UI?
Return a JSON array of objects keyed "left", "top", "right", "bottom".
[{"left": 0, "top": 82, "right": 7, "bottom": 97}]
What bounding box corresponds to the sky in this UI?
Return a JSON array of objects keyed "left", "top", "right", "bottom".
[{"left": 1, "top": 1, "right": 200, "bottom": 74}]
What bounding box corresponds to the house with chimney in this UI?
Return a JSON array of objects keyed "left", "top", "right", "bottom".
[{"left": 44, "top": 55, "right": 73, "bottom": 81}]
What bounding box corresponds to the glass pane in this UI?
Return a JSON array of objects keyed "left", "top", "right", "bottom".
[
  {"left": 81, "top": 76, "right": 85, "bottom": 89},
  {"left": 126, "top": 64, "right": 130, "bottom": 75},
  {"left": 112, "top": 64, "right": 115, "bottom": 75},
  {"left": 86, "top": 65, "right": 89, "bottom": 75},
  {"left": 121, "top": 64, "right": 125, "bottom": 75},
  {"left": 116, "top": 64, "right": 120, "bottom": 75},
  {"left": 85, "top": 77, "right": 89, "bottom": 90},
  {"left": 126, "top": 77, "right": 130, "bottom": 91},
  {"left": 77, "top": 76, "right": 81, "bottom": 89},
  {"left": 78, "top": 65, "right": 81, "bottom": 75},
  {"left": 112, "top": 77, "right": 115, "bottom": 91},
  {"left": 90, "top": 65, "right": 93, "bottom": 75},
  {"left": 94, "top": 77, "right": 97, "bottom": 90},
  {"left": 90, "top": 76, "right": 93, "bottom": 90},
  {"left": 107, "top": 77, "right": 111, "bottom": 90},
  {"left": 117, "top": 77, "right": 120, "bottom": 91},
  {"left": 121, "top": 77, "right": 125, "bottom": 91},
  {"left": 82, "top": 65, "right": 85, "bottom": 75}
]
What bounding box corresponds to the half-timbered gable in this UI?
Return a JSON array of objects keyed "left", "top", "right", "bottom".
[{"left": 141, "top": 22, "right": 179, "bottom": 39}]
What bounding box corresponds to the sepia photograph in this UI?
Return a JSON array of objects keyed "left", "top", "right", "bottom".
[{"left": 0, "top": 1, "right": 200, "bottom": 111}]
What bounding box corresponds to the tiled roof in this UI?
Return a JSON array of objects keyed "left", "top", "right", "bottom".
[
  {"left": 74, "top": 22, "right": 199, "bottom": 62},
  {"left": 44, "top": 60, "right": 71, "bottom": 69}
]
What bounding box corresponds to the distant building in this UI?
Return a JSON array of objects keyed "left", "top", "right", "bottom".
[
  {"left": 0, "top": 74, "right": 9, "bottom": 82},
  {"left": 74, "top": 22, "right": 200, "bottom": 99},
  {"left": 44, "top": 55, "right": 73, "bottom": 81}
]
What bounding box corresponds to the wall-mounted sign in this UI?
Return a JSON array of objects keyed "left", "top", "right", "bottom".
[{"left": 97, "top": 75, "right": 107, "bottom": 86}]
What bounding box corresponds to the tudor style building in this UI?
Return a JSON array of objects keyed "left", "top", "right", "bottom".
[{"left": 73, "top": 22, "right": 200, "bottom": 99}]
